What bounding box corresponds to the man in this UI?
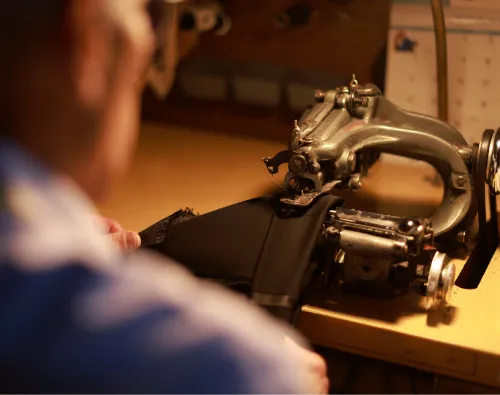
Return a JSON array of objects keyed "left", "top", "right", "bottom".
[{"left": 0, "top": 0, "right": 329, "bottom": 393}]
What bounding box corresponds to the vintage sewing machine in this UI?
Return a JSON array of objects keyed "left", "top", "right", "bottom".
[{"left": 140, "top": 76, "right": 500, "bottom": 325}]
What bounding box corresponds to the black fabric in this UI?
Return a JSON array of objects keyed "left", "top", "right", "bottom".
[
  {"left": 252, "top": 195, "right": 341, "bottom": 299},
  {"left": 143, "top": 198, "right": 276, "bottom": 281},
  {"left": 140, "top": 208, "right": 198, "bottom": 248},
  {"left": 264, "top": 305, "right": 299, "bottom": 323},
  {"left": 140, "top": 195, "right": 344, "bottom": 322}
]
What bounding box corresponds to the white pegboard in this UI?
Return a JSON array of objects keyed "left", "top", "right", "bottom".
[
  {"left": 386, "top": 2, "right": 500, "bottom": 146},
  {"left": 451, "top": 0, "right": 500, "bottom": 10}
]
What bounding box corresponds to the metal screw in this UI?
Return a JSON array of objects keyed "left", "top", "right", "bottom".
[
  {"left": 456, "top": 146, "right": 472, "bottom": 164},
  {"left": 347, "top": 153, "right": 357, "bottom": 172},
  {"left": 349, "top": 173, "right": 362, "bottom": 191},
  {"left": 456, "top": 231, "right": 467, "bottom": 243},
  {"left": 350, "top": 74, "right": 358, "bottom": 88},
  {"left": 289, "top": 155, "right": 307, "bottom": 173},
  {"left": 309, "top": 161, "right": 321, "bottom": 174},
  {"left": 456, "top": 176, "right": 465, "bottom": 186},
  {"left": 399, "top": 218, "right": 416, "bottom": 234},
  {"left": 314, "top": 90, "right": 326, "bottom": 102},
  {"left": 353, "top": 97, "right": 369, "bottom": 108}
]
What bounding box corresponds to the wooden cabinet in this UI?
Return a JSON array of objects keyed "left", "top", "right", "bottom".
[
  {"left": 142, "top": 0, "right": 391, "bottom": 142},
  {"left": 192, "top": 0, "right": 391, "bottom": 83}
]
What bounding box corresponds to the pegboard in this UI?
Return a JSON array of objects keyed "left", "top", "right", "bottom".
[
  {"left": 451, "top": 0, "right": 500, "bottom": 10},
  {"left": 386, "top": 2, "right": 500, "bottom": 145}
]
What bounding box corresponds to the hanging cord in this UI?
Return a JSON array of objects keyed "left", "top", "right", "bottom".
[
  {"left": 430, "top": 0, "right": 449, "bottom": 122},
  {"left": 263, "top": 166, "right": 288, "bottom": 192}
]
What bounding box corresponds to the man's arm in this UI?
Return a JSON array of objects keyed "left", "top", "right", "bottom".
[{"left": 0, "top": 251, "right": 324, "bottom": 393}]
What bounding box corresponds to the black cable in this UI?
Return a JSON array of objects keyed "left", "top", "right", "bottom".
[
  {"left": 338, "top": 355, "right": 361, "bottom": 393},
  {"left": 430, "top": 0, "right": 449, "bottom": 122},
  {"left": 409, "top": 367, "right": 418, "bottom": 394}
]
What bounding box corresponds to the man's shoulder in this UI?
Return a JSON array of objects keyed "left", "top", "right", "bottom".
[
  {"left": 0, "top": 250, "right": 305, "bottom": 393},
  {"left": 0, "top": 140, "right": 306, "bottom": 392}
]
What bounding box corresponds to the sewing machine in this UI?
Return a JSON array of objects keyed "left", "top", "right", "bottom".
[{"left": 140, "top": 75, "right": 499, "bottom": 317}]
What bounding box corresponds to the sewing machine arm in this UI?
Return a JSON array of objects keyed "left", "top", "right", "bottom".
[{"left": 263, "top": 78, "right": 475, "bottom": 254}]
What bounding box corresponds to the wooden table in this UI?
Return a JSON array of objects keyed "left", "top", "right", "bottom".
[
  {"left": 299, "top": 256, "right": 500, "bottom": 389},
  {"left": 100, "top": 122, "right": 500, "bottom": 391}
]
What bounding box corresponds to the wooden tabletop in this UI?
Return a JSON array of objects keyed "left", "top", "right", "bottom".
[
  {"left": 100, "top": 122, "right": 443, "bottom": 230},
  {"left": 98, "top": 122, "right": 285, "bottom": 232},
  {"left": 299, "top": 253, "right": 500, "bottom": 388},
  {"left": 99, "top": 122, "right": 500, "bottom": 389}
]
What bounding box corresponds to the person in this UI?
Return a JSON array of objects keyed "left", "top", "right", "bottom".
[{"left": 0, "top": 0, "right": 329, "bottom": 393}]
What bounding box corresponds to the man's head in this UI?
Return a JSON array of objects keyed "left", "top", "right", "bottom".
[{"left": 1, "top": 0, "right": 177, "bottom": 202}]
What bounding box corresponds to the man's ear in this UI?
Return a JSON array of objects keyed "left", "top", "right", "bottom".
[{"left": 64, "top": 0, "right": 113, "bottom": 108}]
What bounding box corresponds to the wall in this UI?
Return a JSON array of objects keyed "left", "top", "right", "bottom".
[
  {"left": 142, "top": 0, "right": 392, "bottom": 142},
  {"left": 191, "top": 0, "right": 391, "bottom": 84},
  {"left": 386, "top": 0, "right": 500, "bottom": 145}
]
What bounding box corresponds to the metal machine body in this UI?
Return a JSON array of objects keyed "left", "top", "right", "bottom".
[
  {"left": 324, "top": 209, "right": 433, "bottom": 296},
  {"left": 261, "top": 76, "right": 499, "bottom": 310},
  {"left": 263, "top": 77, "right": 475, "bottom": 251}
]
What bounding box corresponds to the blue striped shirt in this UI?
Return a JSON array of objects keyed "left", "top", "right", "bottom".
[{"left": 0, "top": 139, "right": 311, "bottom": 393}]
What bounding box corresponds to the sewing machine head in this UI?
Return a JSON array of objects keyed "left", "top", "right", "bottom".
[
  {"left": 264, "top": 76, "right": 477, "bottom": 250},
  {"left": 263, "top": 76, "right": 500, "bottom": 308}
]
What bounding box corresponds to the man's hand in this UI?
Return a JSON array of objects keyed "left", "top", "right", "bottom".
[
  {"left": 285, "top": 337, "right": 329, "bottom": 394},
  {"left": 96, "top": 216, "right": 141, "bottom": 250}
]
